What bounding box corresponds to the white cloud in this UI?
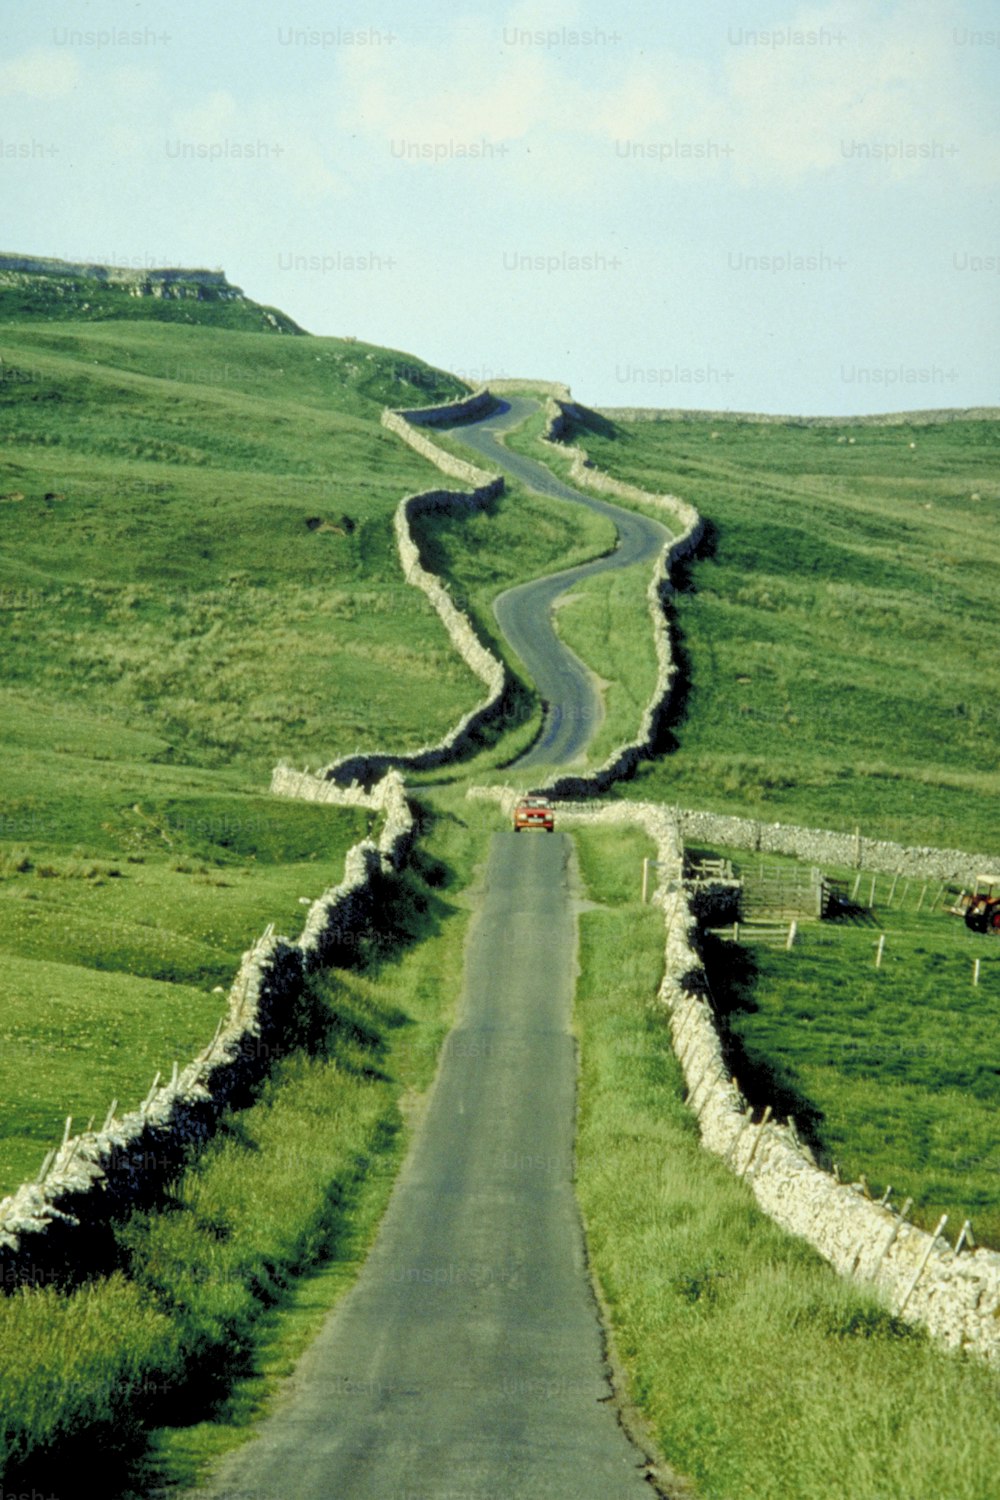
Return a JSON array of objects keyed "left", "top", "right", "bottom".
[
  {"left": 332, "top": 0, "right": 999, "bottom": 189},
  {"left": 171, "top": 90, "right": 240, "bottom": 140},
  {"left": 167, "top": 89, "right": 345, "bottom": 201},
  {"left": 335, "top": 13, "right": 595, "bottom": 149},
  {"left": 0, "top": 48, "right": 80, "bottom": 98},
  {"left": 716, "top": 0, "right": 987, "bottom": 182}
]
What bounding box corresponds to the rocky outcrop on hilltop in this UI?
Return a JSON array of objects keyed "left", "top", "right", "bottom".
[{"left": 0, "top": 252, "right": 305, "bottom": 332}]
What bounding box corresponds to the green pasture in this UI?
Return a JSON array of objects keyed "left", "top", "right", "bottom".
[
  {"left": 572, "top": 823, "right": 1000, "bottom": 1500},
  {"left": 543, "top": 410, "right": 1000, "bottom": 853},
  {"left": 692, "top": 847, "right": 1000, "bottom": 1245}
]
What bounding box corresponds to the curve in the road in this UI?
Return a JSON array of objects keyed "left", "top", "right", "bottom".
[
  {"left": 437, "top": 397, "right": 672, "bottom": 768},
  {"left": 184, "top": 394, "right": 678, "bottom": 1499}
]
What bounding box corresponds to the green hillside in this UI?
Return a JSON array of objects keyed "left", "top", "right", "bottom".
[
  {"left": 544, "top": 409, "right": 1000, "bottom": 853},
  {"left": 0, "top": 274, "right": 479, "bottom": 1193},
  {"left": 3, "top": 266, "right": 1000, "bottom": 1498},
  {"left": 0, "top": 271, "right": 617, "bottom": 1195},
  {"left": 0, "top": 254, "right": 303, "bottom": 334}
]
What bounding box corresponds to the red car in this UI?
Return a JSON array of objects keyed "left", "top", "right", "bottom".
[{"left": 513, "top": 797, "right": 555, "bottom": 833}]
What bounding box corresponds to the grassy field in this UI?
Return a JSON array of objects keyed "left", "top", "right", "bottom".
[
  {"left": 491, "top": 409, "right": 1000, "bottom": 1256},
  {"left": 0, "top": 758, "right": 370, "bottom": 1195},
  {"left": 690, "top": 846, "right": 1000, "bottom": 1245},
  {"left": 547, "top": 410, "right": 1000, "bottom": 853},
  {"left": 0, "top": 309, "right": 617, "bottom": 1198},
  {"left": 0, "top": 790, "right": 484, "bottom": 1493},
  {"left": 0, "top": 312, "right": 485, "bottom": 1199},
  {"left": 0, "top": 321, "right": 486, "bottom": 772},
  {"left": 572, "top": 823, "right": 1000, "bottom": 1500}
]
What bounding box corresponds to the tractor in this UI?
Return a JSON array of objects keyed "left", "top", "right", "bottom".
[
  {"left": 962, "top": 892, "right": 1000, "bottom": 934},
  {"left": 952, "top": 876, "right": 1000, "bottom": 933}
]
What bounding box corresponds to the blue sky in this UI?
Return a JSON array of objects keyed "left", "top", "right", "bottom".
[{"left": 1, "top": 0, "right": 997, "bottom": 412}]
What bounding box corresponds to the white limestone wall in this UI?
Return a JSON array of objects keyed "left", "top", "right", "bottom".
[
  {"left": 468, "top": 785, "right": 1000, "bottom": 1363},
  {"left": 658, "top": 881, "right": 1000, "bottom": 1363},
  {"left": 596, "top": 405, "right": 1000, "bottom": 426},
  {"left": 322, "top": 395, "right": 511, "bottom": 786},
  {"left": 381, "top": 397, "right": 498, "bottom": 488},
  {"left": 0, "top": 775, "right": 414, "bottom": 1287},
  {"left": 676, "top": 807, "right": 999, "bottom": 883}
]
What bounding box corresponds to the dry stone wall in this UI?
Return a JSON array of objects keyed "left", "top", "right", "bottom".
[
  {"left": 323, "top": 397, "right": 511, "bottom": 788},
  {"left": 485, "top": 379, "right": 577, "bottom": 441},
  {"left": 469, "top": 784, "right": 1000, "bottom": 1362},
  {"left": 381, "top": 396, "right": 498, "bottom": 488},
  {"left": 0, "top": 774, "right": 413, "bottom": 1289},
  {"left": 677, "top": 807, "right": 1000, "bottom": 883},
  {"left": 515, "top": 409, "right": 706, "bottom": 802},
  {"left": 658, "top": 878, "right": 1000, "bottom": 1364},
  {"left": 596, "top": 405, "right": 1000, "bottom": 426},
  {"left": 386, "top": 387, "right": 496, "bottom": 429}
]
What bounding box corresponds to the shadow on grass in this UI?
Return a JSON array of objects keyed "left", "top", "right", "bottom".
[
  {"left": 565, "top": 404, "right": 620, "bottom": 443},
  {"left": 700, "top": 932, "right": 828, "bottom": 1161},
  {"left": 0, "top": 814, "right": 470, "bottom": 1498},
  {"left": 6, "top": 1118, "right": 401, "bottom": 1500}
]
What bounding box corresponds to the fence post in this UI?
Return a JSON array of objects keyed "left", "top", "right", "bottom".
[
  {"left": 724, "top": 1107, "right": 754, "bottom": 1168},
  {"left": 869, "top": 1197, "right": 912, "bottom": 1283},
  {"left": 955, "top": 1220, "right": 976, "bottom": 1254},
  {"left": 898, "top": 1214, "right": 948, "bottom": 1313},
  {"left": 739, "top": 1105, "right": 772, "bottom": 1177}
]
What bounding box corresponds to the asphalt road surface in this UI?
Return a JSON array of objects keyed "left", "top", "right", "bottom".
[
  {"left": 189, "top": 400, "right": 669, "bottom": 1498},
  {"left": 439, "top": 397, "right": 671, "bottom": 767},
  {"left": 199, "top": 835, "right": 656, "bottom": 1498}
]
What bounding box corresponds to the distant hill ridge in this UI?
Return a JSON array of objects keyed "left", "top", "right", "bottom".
[
  {"left": 0, "top": 253, "right": 231, "bottom": 289},
  {"left": 0, "top": 252, "right": 305, "bottom": 333}
]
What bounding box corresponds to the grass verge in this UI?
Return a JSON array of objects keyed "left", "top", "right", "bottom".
[
  {"left": 0, "top": 792, "right": 487, "bottom": 1495},
  {"left": 550, "top": 562, "right": 660, "bottom": 766},
  {"left": 571, "top": 822, "right": 1000, "bottom": 1500}
]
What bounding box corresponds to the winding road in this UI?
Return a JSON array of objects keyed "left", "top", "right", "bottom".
[
  {"left": 439, "top": 396, "right": 671, "bottom": 767},
  {"left": 194, "top": 398, "right": 671, "bottom": 1498}
]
